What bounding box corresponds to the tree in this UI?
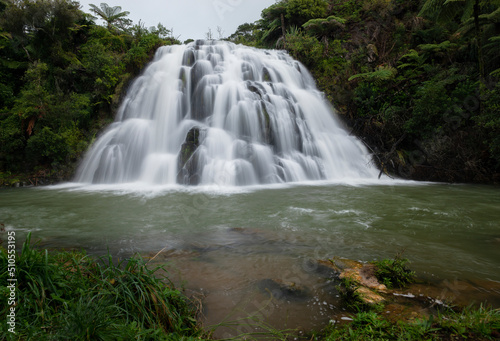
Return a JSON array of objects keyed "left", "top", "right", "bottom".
[
  {"left": 89, "top": 3, "right": 131, "bottom": 31},
  {"left": 419, "top": 0, "right": 500, "bottom": 80},
  {"left": 258, "top": 1, "right": 288, "bottom": 46},
  {"left": 0, "top": 0, "right": 85, "bottom": 61}
]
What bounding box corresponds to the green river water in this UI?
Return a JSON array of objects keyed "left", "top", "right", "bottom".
[{"left": 1, "top": 181, "right": 499, "bottom": 336}]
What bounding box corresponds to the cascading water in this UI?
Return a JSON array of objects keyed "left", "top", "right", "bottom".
[{"left": 75, "top": 40, "right": 379, "bottom": 186}]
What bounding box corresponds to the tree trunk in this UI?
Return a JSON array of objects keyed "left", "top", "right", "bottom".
[
  {"left": 281, "top": 13, "right": 286, "bottom": 47},
  {"left": 473, "top": 0, "right": 485, "bottom": 82}
]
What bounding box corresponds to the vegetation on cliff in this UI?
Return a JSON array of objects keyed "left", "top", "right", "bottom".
[
  {"left": 0, "top": 0, "right": 179, "bottom": 185},
  {"left": 1, "top": 0, "right": 499, "bottom": 184},
  {"left": 229, "top": 0, "right": 500, "bottom": 183}
]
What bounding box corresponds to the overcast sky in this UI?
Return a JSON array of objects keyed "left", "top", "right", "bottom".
[{"left": 77, "top": 0, "right": 276, "bottom": 42}]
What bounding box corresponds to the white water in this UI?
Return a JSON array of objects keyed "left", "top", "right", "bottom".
[{"left": 75, "top": 40, "right": 379, "bottom": 186}]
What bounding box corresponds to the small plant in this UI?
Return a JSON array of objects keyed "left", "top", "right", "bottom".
[
  {"left": 373, "top": 252, "right": 415, "bottom": 288},
  {"left": 319, "top": 305, "right": 500, "bottom": 341}
]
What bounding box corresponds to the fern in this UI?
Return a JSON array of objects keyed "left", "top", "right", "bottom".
[{"left": 348, "top": 66, "right": 397, "bottom": 84}]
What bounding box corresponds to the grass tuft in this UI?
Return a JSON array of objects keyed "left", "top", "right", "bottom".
[
  {"left": 0, "top": 233, "right": 206, "bottom": 340},
  {"left": 373, "top": 252, "right": 416, "bottom": 289}
]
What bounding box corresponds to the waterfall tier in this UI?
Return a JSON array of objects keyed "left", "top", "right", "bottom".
[{"left": 75, "top": 40, "right": 378, "bottom": 186}]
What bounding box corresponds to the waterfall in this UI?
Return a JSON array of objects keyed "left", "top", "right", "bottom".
[{"left": 75, "top": 40, "right": 379, "bottom": 186}]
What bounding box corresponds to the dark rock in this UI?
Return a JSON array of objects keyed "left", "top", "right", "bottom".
[
  {"left": 259, "top": 102, "right": 274, "bottom": 146},
  {"left": 182, "top": 49, "right": 195, "bottom": 66},
  {"left": 177, "top": 127, "right": 202, "bottom": 185},
  {"left": 262, "top": 67, "right": 272, "bottom": 82}
]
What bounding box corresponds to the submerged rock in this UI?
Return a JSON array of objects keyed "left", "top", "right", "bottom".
[{"left": 257, "top": 278, "right": 311, "bottom": 302}]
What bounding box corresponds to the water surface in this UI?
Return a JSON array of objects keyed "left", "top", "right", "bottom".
[{"left": 1, "top": 182, "right": 499, "bottom": 336}]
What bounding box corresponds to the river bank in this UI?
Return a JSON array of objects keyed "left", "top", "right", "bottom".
[
  {"left": 1, "top": 233, "right": 499, "bottom": 340},
  {"left": 1, "top": 182, "right": 499, "bottom": 338}
]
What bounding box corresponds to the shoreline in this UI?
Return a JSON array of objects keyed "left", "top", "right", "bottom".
[{"left": 1, "top": 233, "right": 499, "bottom": 340}]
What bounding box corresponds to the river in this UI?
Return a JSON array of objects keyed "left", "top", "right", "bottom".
[{"left": 1, "top": 181, "right": 499, "bottom": 337}]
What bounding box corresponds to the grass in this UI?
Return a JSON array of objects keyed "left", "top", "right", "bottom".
[
  {"left": 316, "top": 305, "right": 500, "bottom": 340},
  {"left": 1, "top": 236, "right": 498, "bottom": 340},
  {"left": 0, "top": 233, "right": 206, "bottom": 340}
]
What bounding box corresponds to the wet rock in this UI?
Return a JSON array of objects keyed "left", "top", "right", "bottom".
[
  {"left": 316, "top": 258, "right": 388, "bottom": 307},
  {"left": 262, "top": 67, "right": 272, "bottom": 82},
  {"left": 259, "top": 102, "right": 274, "bottom": 146},
  {"left": 319, "top": 257, "right": 387, "bottom": 292},
  {"left": 311, "top": 259, "right": 341, "bottom": 278},
  {"left": 182, "top": 48, "right": 195, "bottom": 66},
  {"left": 354, "top": 287, "right": 385, "bottom": 305},
  {"left": 258, "top": 278, "right": 311, "bottom": 302},
  {"left": 177, "top": 127, "right": 202, "bottom": 185}
]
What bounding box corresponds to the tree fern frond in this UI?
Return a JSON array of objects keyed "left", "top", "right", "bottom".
[
  {"left": 348, "top": 66, "right": 397, "bottom": 84},
  {"left": 460, "top": 1, "right": 474, "bottom": 22},
  {"left": 419, "top": 0, "right": 446, "bottom": 17}
]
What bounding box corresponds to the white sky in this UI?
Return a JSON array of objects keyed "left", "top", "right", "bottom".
[{"left": 77, "top": 0, "right": 277, "bottom": 42}]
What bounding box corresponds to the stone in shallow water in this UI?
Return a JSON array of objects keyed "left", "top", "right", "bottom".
[
  {"left": 257, "top": 278, "right": 311, "bottom": 302},
  {"left": 315, "top": 257, "right": 388, "bottom": 306}
]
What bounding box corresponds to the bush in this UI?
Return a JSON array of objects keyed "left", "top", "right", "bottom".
[
  {"left": 285, "top": 30, "right": 324, "bottom": 67},
  {"left": 25, "top": 126, "right": 69, "bottom": 166}
]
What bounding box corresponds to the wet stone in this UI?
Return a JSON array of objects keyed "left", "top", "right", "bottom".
[{"left": 257, "top": 278, "right": 311, "bottom": 302}]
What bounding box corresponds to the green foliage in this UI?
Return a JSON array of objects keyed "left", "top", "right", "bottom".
[
  {"left": 373, "top": 253, "right": 416, "bottom": 288},
  {"left": 348, "top": 65, "right": 398, "bottom": 84},
  {"left": 320, "top": 306, "right": 500, "bottom": 341},
  {"left": 89, "top": 2, "right": 132, "bottom": 31},
  {"left": 284, "top": 30, "right": 324, "bottom": 67},
  {"left": 286, "top": 0, "right": 329, "bottom": 26},
  {"left": 0, "top": 114, "right": 25, "bottom": 170},
  {"left": 0, "top": 233, "right": 205, "bottom": 339},
  {"left": 0, "top": 1, "right": 178, "bottom": 178},
  {"left": 228, "top": 22, "right": 259, "bottom": 45},
  {"left": 405, "top": 68, "right": 471, "bottom": 136},
  {"left": 475, "top": 81, "right": 500, "bottom": 166},
  {"left": 125, "top": 30, "right": 165, "bottom": 72},
  {"left": 25, "top": 126, "right": 69, "bottom": 166},
  {"left": 303, "top": 15, "right": 346, "bottom": 39}
]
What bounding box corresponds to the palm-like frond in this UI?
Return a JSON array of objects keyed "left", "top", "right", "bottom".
[
  {"left": 348, "top": 66, "right": 397, "bottom": 84},
  {"left": 444, "top": 0, "right": 474, "bottom": 22},
  {"left": 89, "top": 3, "right": 130, "bottom": 29}
]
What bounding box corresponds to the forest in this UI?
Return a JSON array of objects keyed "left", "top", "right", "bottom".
[{"left": 1, "top": 0, "right": 499, "bottom": 185}]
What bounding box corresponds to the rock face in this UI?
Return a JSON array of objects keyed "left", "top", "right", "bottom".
[{"left": 177, "top": 127, "right": 202, "bottom": 185}]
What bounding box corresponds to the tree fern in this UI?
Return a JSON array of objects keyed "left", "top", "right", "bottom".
[
  {"left": 348, "top": 66, "right": 397, "bottom": 85},
  {"left": 302, "top": 15, "right": 346, "bottom": 37}
]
